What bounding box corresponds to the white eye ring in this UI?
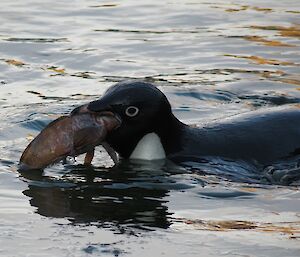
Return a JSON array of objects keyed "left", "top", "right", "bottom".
[{"left": 125, "top": 106, "right": 139, "bottom": 117}]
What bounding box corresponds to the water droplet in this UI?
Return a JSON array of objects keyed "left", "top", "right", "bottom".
[{"left": 65, "top": 156, "right": 75, "bottom": 164}]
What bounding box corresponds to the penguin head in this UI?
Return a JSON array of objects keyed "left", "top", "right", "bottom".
[{"left": 81, "top": 81, "right": 180, "bottom": 158}]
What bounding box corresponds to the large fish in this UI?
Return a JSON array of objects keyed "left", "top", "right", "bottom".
[{"left": 19, "top": 112, "right": 120, "bottom": 171}]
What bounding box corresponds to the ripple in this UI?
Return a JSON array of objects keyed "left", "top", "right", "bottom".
[
  {"left": 4, "top": 37, "right": 69, "bottom": 43},
  {"left": 1, "top": 0, "right": 300, "bottom": 256},
  {"left": 89, "top": 4, "right": 118, "bottom": 8},
  {"left": 20, "top": 118, "right": 50, "bottom": 131},
  {"left": 94, "top": 28, "right": 203, "bottom": 34},
  {"left": 83, "top": 243, "right": 126, "bottom": 256},
  {"left": 198, "top": 189, "right": 254, "bottom": 199},
  {"left": 238, "top": 93, "right": 300, "bottom": 106}
]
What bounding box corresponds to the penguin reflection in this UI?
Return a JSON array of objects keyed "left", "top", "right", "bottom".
[{"left": 21, "top": 160, "right": 177, "bottom": 233}]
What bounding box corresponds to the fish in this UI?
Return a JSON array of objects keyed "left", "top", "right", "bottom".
[{"left": 19, "top": 112, "right": 120, "bottom": 171}]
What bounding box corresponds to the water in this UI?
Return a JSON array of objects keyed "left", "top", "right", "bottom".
[{"left": 1, "top": 0, "right": 300, "bottom": 256}]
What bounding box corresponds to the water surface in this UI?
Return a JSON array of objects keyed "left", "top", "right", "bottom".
[{"left": 0, "top": 0, "right": 300, "bottom": 256}]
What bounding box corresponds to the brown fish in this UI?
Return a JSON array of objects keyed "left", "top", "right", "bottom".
[{"left": 19, "top": 112, "right": 120, "bottom": 171}]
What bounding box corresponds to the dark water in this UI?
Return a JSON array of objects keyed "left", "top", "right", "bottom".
[{"left": 1, "top": 0, "right": 300, "bottom": 256}]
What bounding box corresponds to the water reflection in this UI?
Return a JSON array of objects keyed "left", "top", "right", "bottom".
[
  {"left": 1, "top": 0, "right": 300, "bottom": 254},
  {"left": 21, "top": 160, "right": 190, "bottom": 233},
  {"left": 20, "top": 155, "right": 300, "bottom": 235}
]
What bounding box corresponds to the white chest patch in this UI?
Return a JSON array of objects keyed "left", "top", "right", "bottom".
[{"left": 130, "top": 133, "right": 166, "bottom": 160}]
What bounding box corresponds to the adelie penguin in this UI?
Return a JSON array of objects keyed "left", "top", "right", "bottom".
[{"left": 72, "top": 81, "right": 300, "bottom": 166}]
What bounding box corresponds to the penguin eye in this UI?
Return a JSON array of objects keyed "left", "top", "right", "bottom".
[{"left": 125, "top": 106, "right": 139, "bottom": 117}]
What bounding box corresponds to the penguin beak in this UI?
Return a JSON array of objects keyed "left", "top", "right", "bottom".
[
  {"left": 71, "top": 102, "right": 122, "bottom": 127},
  {"left": 88, "top": 99, "right": 114, "bottom": 113},
  {"left": 71, "top": 97, "right": 114, "bottom": 115},
  {"left": 71, "top": 104, "right": 90, "bottom": 115}
]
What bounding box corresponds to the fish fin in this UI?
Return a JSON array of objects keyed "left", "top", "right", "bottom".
[{"left": 102, "top": 142, "right": 118, "bottom": 164}]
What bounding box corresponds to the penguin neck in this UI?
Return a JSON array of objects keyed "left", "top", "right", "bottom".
[
  {"left": 130, "top": 113, "right": 185, "bottom": 160},
  {"left": 129, "top": 132, "right": 166, "bottom": 160},
  {"left": 156, "top": 113, "right": 186, "bottom": 156}
]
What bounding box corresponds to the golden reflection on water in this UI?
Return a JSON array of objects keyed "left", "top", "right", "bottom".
[
  {"left": 212, "top": 2, "right": 300, "bottom": 16},
  {"left": 280, "top": 77, "right": 300, "bottom": 87},
  {"left": 176, "top": 218, "right": 300, "bottom": 237},
  {"left": 250, "top": 25, "right": 300, "bottom": 38},
  {"left": 224, "top": 54, "right": 298, "bottom": 66},
  {"left": 1, "top": 1, "right": 300, "bottom": 256},
  {"left": 46, "top": 66, "right": 66, "bottom": 74},
  {"left": 244, "top": 35, "right": 294, "bottom": 47},
  {"left": 4, "top": 59, "right": 26, "bottom": 67},
  {"left": 2, "top": 58, "right": 97, "bottom": 80}
]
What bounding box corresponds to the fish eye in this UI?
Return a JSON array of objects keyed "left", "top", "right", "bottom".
[{"left": 125, "top": 106, "right": 139, "bottom": 117}]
